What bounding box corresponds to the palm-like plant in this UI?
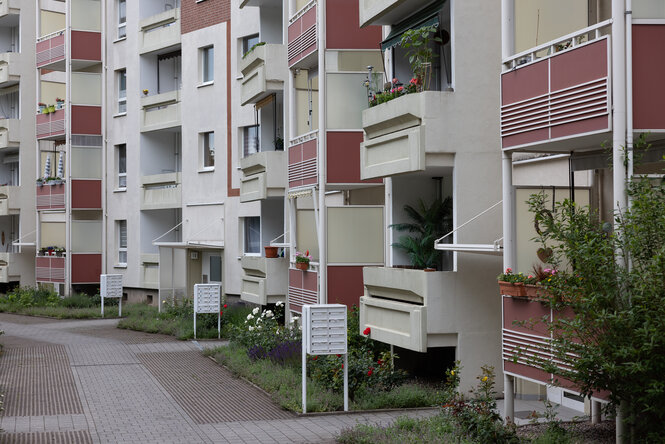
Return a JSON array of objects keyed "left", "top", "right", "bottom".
[{"left": 390, "top": 197, "right": 453, "bottom": 270}]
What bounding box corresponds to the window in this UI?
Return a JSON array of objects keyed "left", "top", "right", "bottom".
[
  {"left": 243, "top": 125, "right": 259, "bottom": 157},
  {"left": 117, "top": 144, "right": 126, "bottom": 188},
  {"left": 244, "top": 217, "right": 260, "bottom": 254},
  {"left": 202, "top": 132, "right": 214, "bottom": 168},
  {"left": 209, "top": 255, "right": 222, "bottom": 283},
  {"left": 118, "top": 0, "right": 126, "bottom": 38},
  {"left": 201, "top": 46, "right": 214, "bottom": 83},
  {"left": 117, "top": 69, "right": 126, "bottom": 114},
  {"left": 117, "top": 220, "right": 127, "bottom": 265},
  {"left": 243, "top": 34, "right": 260, "bottom": 55}
]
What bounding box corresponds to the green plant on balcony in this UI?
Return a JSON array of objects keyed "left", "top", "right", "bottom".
[
  {"left": 38, "top": 102, "right": 46, "bottom": 114},
  {"left": 369, "top": 78, "right": 418, "bottom": 107},
  {"left": 295, "top": 250, "right": 311, "bottom": 270},
  {"left": 242, "top": 41, "right": 266, "bottom": 59},
  {"left": 390, "top": 197, "right": 452, "bottom": 270},
  {"left": 399, "top": 24, "right": 441, "bottom": 92}
]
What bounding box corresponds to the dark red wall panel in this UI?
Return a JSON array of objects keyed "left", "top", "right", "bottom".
[
  {"left": 327, "top": 132, "right": 381, "bottom": 185},
  {"left": 327, "top": 265, "right": 364, "bottom": 308},
  {"left": 71, "top": 179, "right": 101, "bottom": 209},
  {"left": 71, "top": 253, "right": 101, "bottom": 284},
  {"left": 633, "top": 25, "right": 665, "bottom": 130},
  {"left": 71, "top": 105, "right": 101, "bottom": 135},
  {"left": 501, "top": 60, "right": 548, "bottom": 105},
  {"left": 550, "top": 39, "right": 607, "bottom": 92},
  {"left": 326, "top": 0, "right": 382, "bottom": 49},
  {"left": 71, "top": 31, "right": 101, "bottom": 61}
]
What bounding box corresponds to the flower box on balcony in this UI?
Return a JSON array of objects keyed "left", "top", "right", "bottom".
[{"left": 498, "top": 281, "right": 526, "bottom": 297}]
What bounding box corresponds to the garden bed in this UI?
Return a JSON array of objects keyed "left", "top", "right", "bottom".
[{"left": 0, "top": 287, "right": 123, "bottom": 319}]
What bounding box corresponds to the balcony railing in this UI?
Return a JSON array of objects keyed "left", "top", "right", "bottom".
[
  {"left": 140, "top": 90, "right": 181, "bottom": 132},
  {"left": 240, "top": 150, "right": 286, "bottom": 202},
  {"left": 141, "top": 172, "right": 181, "bottom": 210},
  {"left": 36, "top": 181, "right": 66, "bottom": 210},
  {"left": 288, "top": 266, "right": 318, "bottom": 313},
  {"left": 500, "top": 21, "right": 612, "bottom": 151},
  {"left": 36, "top": 29, "right": 65, "bottom": 69},
  {"left": 240, "top": 44, "right": 287, "bottom": 106},
  {"left": 141, "top": 254, "right": 159, "bottom": 289},
  {"left": 36, "top": 108, "right": 66, "bottom": 140},
  {"left": 288, "top": 130, "right": 317, "bottom": 189},
  {"left": 241, "top": 255, "right": 288, "bottom": 305},
  {"left": 287, "top": 0, "right": 317, "bottom": 68},
  {"left": 0, "top": 118, "right": 19, "bottom": 150},
  {"left": 36, "top": 256, "right": 65, "bottom": 283},
  {"left": 139, "top": 8, "right": 181, "bottom": 54}
]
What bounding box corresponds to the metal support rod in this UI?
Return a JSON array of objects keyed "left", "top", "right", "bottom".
[
  {"left": 301, "top": 336, "right": 307, "bottom": 413},
  {"left": 343, "top": 353, "right": 348, "bottom": 412}
]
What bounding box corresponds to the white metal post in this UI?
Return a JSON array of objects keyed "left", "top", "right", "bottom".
[
  {"left": 118, "top": 297, "right": 122, "bottom": 317},
  {"left": 301, "top": 307, "right": 307, "bottom": 414},
  {"left": 193, "top": 312, "right": 197, "bottom": 339},
  {"left": 343, "top": 353, "right": 348, "bottom": 411},
  {"left": 101, "top": 294, "right": 104, "bottom": 317}
]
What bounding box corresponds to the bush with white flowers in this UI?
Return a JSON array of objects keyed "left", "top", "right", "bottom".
[{"left": 232, "top": 301, "right": 300, "bottom": 354}]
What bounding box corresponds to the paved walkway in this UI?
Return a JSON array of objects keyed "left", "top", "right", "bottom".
[{"left": 0, "top": 313, "right": 438, "bottom": 443}]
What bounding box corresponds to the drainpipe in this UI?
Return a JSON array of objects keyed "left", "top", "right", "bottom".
[
  {"left": 101, "top": 0, "right": 107, "bottom": 276},
  {"left": 65, "top": 0, "right": 72, "bottom": 296},
  {"left": 625, "top": 0, "right": 633, "bottom": 202},
  {"left": 612, "top": 0, "right": 627, "bottom": 442},
  {"left": 317, "top": 0, "right": 327, "bottom": 304},
  {"left": 501, "top": 0, "right": 516, "bottom": 424}
]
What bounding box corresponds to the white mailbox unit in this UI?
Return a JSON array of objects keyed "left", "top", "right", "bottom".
[
  {"left": 100, "top": 274, "right": 123, "bottom": 317},
  {"left": 302, "top": 304, "right": 348, "bottom": 412},
  {"left": 193, "top": 283, "right": 221, "bottom": 339}
]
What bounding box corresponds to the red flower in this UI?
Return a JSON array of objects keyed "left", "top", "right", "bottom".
[
  {"left": 305, "top": 249, "right": 309, "bottom": 256},
  {"left": 342, "top": 364, "right": 344, "bottom": 369},
  {"left": 377, "top": 359, "right": 383, "bottom": 365},
  {"left": 363, "top": 327, "right": 371, "bottom": 335},
  {"left": 367, "top": 369, "right": 373, "bottom": 376},
  {"left": 220, "top": 311, "right": 223, "bottom": 316},
  {"left": 397, "top": 86, "right": 404, "bottom": 92},
  {"left": 312, "top": 356, "right": 318, "bottom": 361},
  {"left": 223, "top": 304, "right": 228, "bottom": 308},
  {"left": 336, "top": 354, "right": 341, "bottom": 358}
]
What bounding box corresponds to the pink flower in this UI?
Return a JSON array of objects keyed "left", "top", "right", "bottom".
[
  {"left": 397, "top": 86, "right": 404, "bottom": 92},
  {"left": 392, "top": 78, "right": 398, "bottom": 84},
  {"left": 505, "top": 268, "right": 513, "bottom": 274}
]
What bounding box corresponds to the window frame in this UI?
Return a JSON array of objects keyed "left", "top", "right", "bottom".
[
  {"left": 201, "top": 46, "right": 214, "bottom": 84},
  {"left": 243, "top": 217, "right": 261, "bottom": 255},
  {"left": 201, "top": 131, "right": 215, "bottom": 169},
  {"left": 117, "top": 144, "right": 127, "bottom": 189},
  {"left": 117, "top": 0, "right": 127, "bottom": 39},
  {"left": 117, "top": 220, "right": 127, "bottom": 266},
  {"left": 117, "top": 69, "right": 127, "bottom": 114},
  {"left": 242, "top": 125, "right": 260, "bottom": 158}
]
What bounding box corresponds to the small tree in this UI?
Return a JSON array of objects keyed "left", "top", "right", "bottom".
[{"left": 526, "top": 177, "right": 665, "bottom": 441}]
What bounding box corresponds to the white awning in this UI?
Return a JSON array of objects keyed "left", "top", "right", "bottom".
[{"left": 154, "top": 241, "right": 224, "bottom": 250}]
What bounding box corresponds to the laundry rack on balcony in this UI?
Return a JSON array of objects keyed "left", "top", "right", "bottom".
[{"left": 434, "top": 200, "right": 503, "bottom": 255}]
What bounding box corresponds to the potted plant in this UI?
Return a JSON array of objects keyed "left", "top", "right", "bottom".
[
  {"left": 55, "top": 98, "right": 64, "bottom": 109},
  {"left": 36, "top": 178, "right": 44, "bottom": 187},
  {"left": 39, "top": 247, "right": 47, "bottom": 256},
  {"left": 265, "top": 245, "right": 279, "bottom": 258},
  {"left": 390, "top": 197, "right": 452, "bottom": 270},
  {"left": 38, "top": 102, "right": 47, "bottom": 114},
  {"left": 497, "top": 268, "right": 527, "bottom": 297},
  {"left": 399, "top": 24, "right": 442, "bottom": 92},
  {"left": 55, "top": 247, "right": 65, "bottom": 257},
  {"left": 47, "top": 104, "right": 56, "bottom": 113},
  {"left": 295, "top": 250, "right": 311, "bottom": 270},
  {"left": 47, "top": 246, "right": 55, "bottom": 256},
  {"left": 274, "top": 137, "right": 284, "bottom": 151}
]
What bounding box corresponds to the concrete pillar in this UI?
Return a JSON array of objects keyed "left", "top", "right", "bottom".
[
  {"left": 591, "top": 399, "right": 602, "bottom": 424},
  {"left": 504, "top": 374, "right": 515, "bottom": 423}
]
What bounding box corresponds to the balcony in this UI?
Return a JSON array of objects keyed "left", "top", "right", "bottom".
[
  {"left": 37, "top": 29, "right": 101, "bottom": 71},
  {"left": 240, "top": 44, "right": 287, "bottom": 106},
  {"left": 359, "top": 267, "right": 458, "bottom": 352},
  {"left": 288, "top": 1, "right": 317, "bottom": 69},
  {"left": 500, "top": 23, "right": 612, "bottom": 153},
  {"left": 0, "top": 0, "right": 20, "bottom": 18},
  {"left": 36, "top": 181, "right": 66, "bottom": 211},
  {"left": 360, "top": 91, "right": 449, "bottom": 179},
  {"left": 36, "top": 109, "right": 66, "bottom": 140},
  {"left": 288, "top": 130, "right": 317, "bottom": 189},
  {"left": 241, "top": 255, "right": 288, "bottom": 306},
  {"left": 0, "top": 252, "right": 18, "bottom": 283},
  {"left": 240, "top": 151, "right": 286, "bottom": 202},
  {"left": 140, "top": 90, "right": 181, "bottom": 132},
  {"left": 139, "top": 8, "right": 181, "bottom": 55},
  {"left": 288, "top": 266, "right": 318, "bottom": 313},
  {"left": 141, "top": 173, "right": 181, "bottom": 210},
  {"left": 0, "top": 185, "right": 18, "bottom": 215},
  {"left": 359, "top": 0, "right": 434, "bottom": 27},
  {"left": 36, "top": 256, "right": 65, "bottom": 283},
  {"left": 0, "top": 118, "right": 19, "bottom": 150},
  {"left": 36, "top": 30, "right": 65, "bottom": 70},
  {"left": 140, "top": 254, "right": 159, "bottom": 289},
  {"left": 0, "top": 53, "right": 19, "bottom": 88}
]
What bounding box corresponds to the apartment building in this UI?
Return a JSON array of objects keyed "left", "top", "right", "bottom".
[
  {"left": 500, "top": 0, "right": 665, "bottom": 418},
  {"left": 36, "top": 0, "right": 103, "bottom": 294},
  {"left": 0, "top": 1, "right": 37, "bottom": 289}
]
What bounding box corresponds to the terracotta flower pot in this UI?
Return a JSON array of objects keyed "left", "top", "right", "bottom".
[
  {"left": 295, "top": 261, "right": 309, "bottom": 271},
  {"left": 264, "top": 246, "right": 278, "bottom": 258},
  {"left": 498, "top": 281, "right": 527, "bottom": 297}
]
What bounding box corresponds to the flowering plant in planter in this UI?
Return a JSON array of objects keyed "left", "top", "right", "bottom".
[
  {"left": 295, "top": 250, "right": 311, "bottom": 265},
  {"left": 369, "top": 78, "right": 418, "bottom": 107}
]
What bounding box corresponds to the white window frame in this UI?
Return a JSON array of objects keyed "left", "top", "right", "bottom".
[
  {"left": 201, "top": 46, "right": 214, "bottom": 85},
  {"left": 242, "top": 125, "right": 259, "bottom": 158},
  {"left": 117, "top": 144, "right": 126, "bottom": 189},
  {"left": 201, "top": 131, "right": 214, "bottom": 169},
  {"left": 117, "top": 0, "right": 127, "bottom": 39},
  {"left": 117, "top": 69, "right": 127, "bottom": 115},
  {"left": 117, "top": 220, "right": 127, "bottom": 266},
  {"left": 243, "top": 217, "right": 261, "bottom": 255}
]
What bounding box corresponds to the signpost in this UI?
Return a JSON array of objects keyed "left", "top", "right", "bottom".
[
  {"left": 302, "top": 304, "right": 348, "bottom": 413},
  {"left": 193, "top": 283, "right": 221, "bottom": 339},
  {"left": 100, "top": 274, "right": 123, "bottom": 317}
]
